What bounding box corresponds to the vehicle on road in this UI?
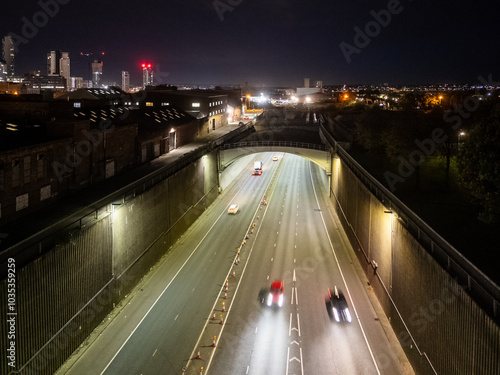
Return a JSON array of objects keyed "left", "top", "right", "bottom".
[
  {"left": 267, "top": 280, "right": 284, "bottom": 307},
  {"left": 227, "top": 204, "right": 239, "bottom": 214},
  {"left": 272, "top": 155, "right": 278, "bottom": 161},
  {"left": 252, "top": 161, "right": 263, "bottom": 175},
  {"left": 328, "top": 286, "right": 352, "bottom": 322}
]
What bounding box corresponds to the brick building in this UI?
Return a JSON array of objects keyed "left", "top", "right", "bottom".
[{"left": 0, "top": 89, "right": 208, "bottom": 225}]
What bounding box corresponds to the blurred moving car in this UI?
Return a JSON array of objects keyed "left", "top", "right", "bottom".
[
  {"left": 227, "top": 204, "right": 239, "bottom": 214},
  {"left": 272, "top": 155, "right": 279, "bottom": 161},
  {"left": 328, "top": 286, "right": 352, "bottom": 322},
  {"left": 267, "top": 280, "right": 284, "bottom": 307}
]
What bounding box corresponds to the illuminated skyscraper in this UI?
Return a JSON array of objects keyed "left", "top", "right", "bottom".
[
  {"left": 47, "top": 50, "right": 62, "bottom": 76},
  {"left": 59, "top": 52, "right": 71, "bottom": 88},
  {"left": 91, "top": 60, "right": 103, "bottom": 88},
  {"left": 141, "top": 63, "right": 153, "bottom": 89},
  {"left": 122, "top": 71, "right": 130, "bottom": 91},
  {"left": 2, "top": 36, "right": 15, "bottom": 79}
]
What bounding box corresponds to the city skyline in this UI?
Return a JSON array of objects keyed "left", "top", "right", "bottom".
[{"left": 0, "top": 0, "right": 499, "bottom": 87}]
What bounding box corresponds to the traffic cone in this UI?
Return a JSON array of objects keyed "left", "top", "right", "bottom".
[
  {"left": 222, "top": 302, "right": 226, "bottom": 312},
  {"left": 201, "top": 366, "right": 204, "bottom": 374},
  {"left": 212, "top": 336, "right": 216, "bottom": 347},
  {"left": 220, "top": 315, "right": 223, "bottom": 324},
  {"left": 197, "top": 349, "right": 200, "bottom": 359},
  {"left": 233, "top": 270, "right": 236, "bottom": 277},
  {"left": 257, "top": 216, "right": 259, "bottom": 219},
  {"left": 224, "top": 292, "right": 227, "bottom": 299},
  {"left": 212, "top": 313, "right": 216, "bottom": 320}
]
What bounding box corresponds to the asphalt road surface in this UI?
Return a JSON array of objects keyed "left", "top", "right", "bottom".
[{"left": 57, "top": 152, "right": 410, "bottom": 375}]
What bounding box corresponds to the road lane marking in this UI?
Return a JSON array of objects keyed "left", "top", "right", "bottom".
[
  {"left": 308, "top": 162, "right": 382, "bottom": 375},
  {"left": 286, "top": 347, "right": 290, "bottom": 375},
  {"left": 246, "top": 366, "right": 249, "bottom": 374},
  {"left": 300, "top": 347, "right": 304, "bottom": 374},
  {"left": 152, "top": 349, "right": 157, "bottom": 357},
  {"left": 297, "top": 313, "right": 301, "bottom": 336},
  {"left": 289, "top": 313, "right": 292, "bottom": 336},
  {"left": 293, "top": 269, "right": 296, "bottom": 282},
  {"left": 174, "top": 315, "right": 178, "bottom": 320}
]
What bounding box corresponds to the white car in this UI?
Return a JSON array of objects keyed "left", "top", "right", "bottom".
[
  {"left": 228, "top": 204, "right": 239, "bottom": 214},
  {"left": 272, "top": 155, "right": 279, "bottom": 161}
]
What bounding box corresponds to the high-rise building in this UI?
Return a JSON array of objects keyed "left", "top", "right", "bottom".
[
  {"left": 141, "top": 63, "right": 153, "bottom": 89},
  {"left": 0, "top": 60, "right": 6, "bottom": 82},
  {"left": 2, "top": 36, "right": 15, "bottom": 79},
  {"left": 47, "top": 50, "right": 62, "bottom": 76},
  {"left": 91, "top": 60, "right": 103, "bottom": 88},
  {"left": 59, "top": 52, "right": 70, "bottom": 88},
  {"left": 122, "top": 71, "right": 130, "bottom": 92}
]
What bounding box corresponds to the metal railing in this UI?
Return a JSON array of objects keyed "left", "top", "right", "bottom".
[{"left": 221, "top": 141, "right": 328, "bottom": 151}]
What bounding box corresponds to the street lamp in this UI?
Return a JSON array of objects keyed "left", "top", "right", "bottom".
[{"left": 458, "top": 130, "right": 465, "bottom": 151}]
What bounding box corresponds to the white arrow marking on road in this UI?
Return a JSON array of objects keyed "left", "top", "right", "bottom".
[
  {"left": 290, "top": 340, "right": 299, "bottom": 345},
  {"left": 290, "top": 357, "right": 301, "bottom": 363}
]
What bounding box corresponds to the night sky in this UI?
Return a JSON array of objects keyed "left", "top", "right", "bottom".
[{"left": 1, "top": 0, "right": 499, "bottom": 87}]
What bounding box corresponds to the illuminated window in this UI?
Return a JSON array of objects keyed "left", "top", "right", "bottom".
[
  {"left": 146, "top": 102, "right": 154, "bottom": 107},
  {"left": 209, "top": 112, "right": 212, "bottom": 116},
  {"left": 73, "top": 102, "right": 81, "bottom": 108},
  {"left": 161, "top": 102, "right": 169, "bottom": 106},
  {"left": 192, "top": 102, "right": 200, "bottom": 108}
]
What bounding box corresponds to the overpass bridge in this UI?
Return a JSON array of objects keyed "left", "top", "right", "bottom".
[{"left": 219, "top": 140, "right": 331, "bottom": 173}]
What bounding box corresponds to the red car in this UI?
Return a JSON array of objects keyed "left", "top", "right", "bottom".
[{"left": 267, "top": 280, "right": 284, "bottom": 307}]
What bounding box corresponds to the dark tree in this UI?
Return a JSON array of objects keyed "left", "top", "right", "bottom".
[{"left": 457, "top": 104, "right": 500, "bottom": 223}]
